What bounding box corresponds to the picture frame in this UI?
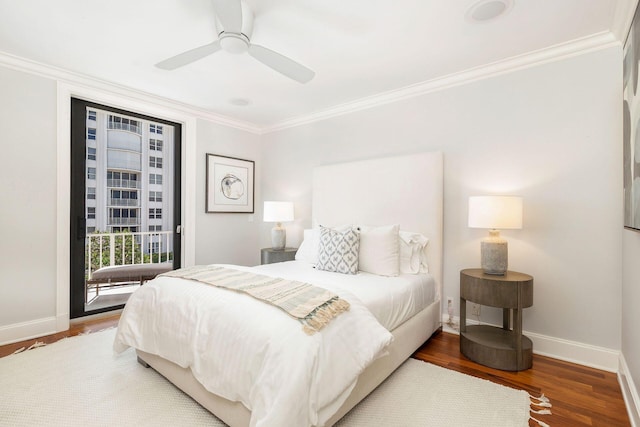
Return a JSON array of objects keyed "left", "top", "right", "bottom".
[
  {"left": 624, "top": 3, "right": 640, "bottom": 231},
  {"left": 206, "top": 154, "right": 254, "bottom": 213}
]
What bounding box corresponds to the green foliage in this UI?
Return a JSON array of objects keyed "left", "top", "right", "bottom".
[
  {"left": 85, "top": 230, "right": 143, "bottom": 274},
  {"left": 143, "top": 252, "right": 173, "bottom": 263}
]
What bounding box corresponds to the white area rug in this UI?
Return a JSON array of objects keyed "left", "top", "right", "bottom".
[{"left": 0, "top": 329, "right": 545, "bottom": 426}]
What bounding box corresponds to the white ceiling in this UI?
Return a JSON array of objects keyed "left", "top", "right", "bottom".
[{"left": 0, "top": 0, "right": 632, "bottom": 130}]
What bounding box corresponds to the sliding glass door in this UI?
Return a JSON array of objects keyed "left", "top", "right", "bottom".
[{"left": 70, "top": 98, "right": 181, "bottom": 318}]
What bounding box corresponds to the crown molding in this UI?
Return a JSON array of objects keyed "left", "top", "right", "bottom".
[
  {"left": 0, "top": 30, "right": 621, "bottom": 136},
  {"left": 0, "top": 51, "right": 262, "bottom": 134},
  {"left": 612, "top": 0, "right": 639, "bottom": 45},
  {"left": 263, "top": 31, "right": 619, "bottom": 134}
]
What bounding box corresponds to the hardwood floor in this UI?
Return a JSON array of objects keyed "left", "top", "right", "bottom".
[
  {"left": 1, "top": 316, "right": 631, "bottom": 426},
  {"left": 414, "top": 330, "right": 631, "bottom": 427}
]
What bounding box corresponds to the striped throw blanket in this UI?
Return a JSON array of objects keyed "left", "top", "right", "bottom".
[{"left": 159, "top": 265, "right": 350, "bottom": 335}]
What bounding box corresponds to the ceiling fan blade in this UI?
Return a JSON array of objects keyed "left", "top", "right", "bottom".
[
  {"left": 248, "top": 44, "right": 315, "bottom": 84},
  {"left": 155, "top": 40, "right": 222, "bottom": 70},
  {"left": 212, "top": 0, "right": 243, "bottom": 33}
]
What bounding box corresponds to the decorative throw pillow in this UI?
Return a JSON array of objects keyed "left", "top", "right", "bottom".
[
  {"left": 358, "top": 224, "right": 400, "bottom": 276},
  {"left": 316, "top": 226, "right": 360, "bottom": 274}
]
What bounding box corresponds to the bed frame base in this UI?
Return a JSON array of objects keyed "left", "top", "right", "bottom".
[{"left": 136, "top": 299, "right": 440, "bottom": 427}]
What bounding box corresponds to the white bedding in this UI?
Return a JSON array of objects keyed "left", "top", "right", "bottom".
[
  {"left": 113, "top": 262, "right": 397, "bottom": 427},
  {"left": 254, "top": 260, "right": 436, "bottom": 331}
]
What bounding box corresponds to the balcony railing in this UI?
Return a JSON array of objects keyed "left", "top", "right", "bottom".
[
  {"left": 86, "top": 230, "right": 173, "bottom": 279},
  {"left": 107, "top": 179, "right": 141, "bottom": 189},
  {"left": 108, "top": 217, "right": 141, "bottom": 226},
  {"left": 107, "top": 122, "right": 142, "bottom": 135},
  {"left": 108, "top": 198, "right": 139, "bottom": 207}
]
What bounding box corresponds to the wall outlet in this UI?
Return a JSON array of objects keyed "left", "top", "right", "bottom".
[
  {"left": 471, "top": 303, "right": 481, "bottom": 317},
  {"left": 446, "top": 297, "right": 454, "bottom": 317}
]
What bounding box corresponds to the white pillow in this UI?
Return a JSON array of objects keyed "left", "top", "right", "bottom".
[
  {"left": 295, "top": 225, "right": 351, "bottom": 265},
  {"left": 295, "top": 228, "right": 319, "bottom": 265},
  {"left": 316, "top": 226, "right": 360, "bottom": 275},
  {"left": 399, "top": 231, "right": 429, "bottom": 274},
  {"left": 358, "top": 224, "right": 400, "bottom": 277}
]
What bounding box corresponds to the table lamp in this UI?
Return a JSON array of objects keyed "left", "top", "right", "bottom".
[
  {"left": 263, "top": 201, "right": 294, "bottom": 250},
  {"left": 468, "top": 196, "right": 523, "bottom": 275}
]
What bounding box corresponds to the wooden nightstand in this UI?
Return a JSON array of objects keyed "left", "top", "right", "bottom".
[
  {"left": 460, "top": 268, "right": 533, "bottom": 371},
  {"left": 260, "top": 247, "right": 297, "bottom": 265}
]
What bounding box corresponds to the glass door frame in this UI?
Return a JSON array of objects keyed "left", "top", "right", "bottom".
[{"left": 69, "top": 98, "right": 182, "bottom": 318}]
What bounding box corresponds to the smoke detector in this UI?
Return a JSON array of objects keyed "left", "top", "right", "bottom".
[{"left": 465, "top": 0, "right": 513, "bottom": 23}]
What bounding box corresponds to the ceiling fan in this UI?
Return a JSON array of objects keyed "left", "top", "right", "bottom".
[{"left": 155, "top": 0, "right": 315, "bottom": 84}]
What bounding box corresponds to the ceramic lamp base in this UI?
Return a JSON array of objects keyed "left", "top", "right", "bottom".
[
  {"left": 481, "top": 230, "right": 508, "bottom": 275},
  {"left": 271, "top": 224, "right": 286, "bottom": 250}
]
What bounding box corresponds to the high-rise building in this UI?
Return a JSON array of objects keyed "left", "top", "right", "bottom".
[{"left": 84, "top": 108, "right": 174, "bottom": 255}]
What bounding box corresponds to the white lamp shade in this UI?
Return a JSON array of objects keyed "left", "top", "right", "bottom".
[
  {"left": 468, "top": 196, "right": 523, "bottom": 229},
  {"left": 263, "top": 201, "right": 294, "bottom": 222}
]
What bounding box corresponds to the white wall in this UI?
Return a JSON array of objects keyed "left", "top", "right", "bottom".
[
  {"left": 0, "top": 63, "right": 263, "bottom": 343},
  {"left": 0, "top": 66, "right": 57, "bottom": 326},
  {"left": 261, "top": 46, "right": 623, "bottom": 353},
  {"left": 194, "top": 119, "right": 262, "bottom": 267}
]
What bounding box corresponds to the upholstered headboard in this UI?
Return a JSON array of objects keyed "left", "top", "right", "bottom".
[{"left": 312, "top": 151, "right": 444, "bottom": 292}]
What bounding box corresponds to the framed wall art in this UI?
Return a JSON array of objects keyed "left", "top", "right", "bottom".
[
  {"left": 624, "top": 3, "right": 640, "bottom": 231},
  {"left": 206, "top": 154, "right": 254, "bottom": 213}
]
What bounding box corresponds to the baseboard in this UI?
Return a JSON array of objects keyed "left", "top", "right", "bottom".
[
  {"left": 441, "top": 314, "right": 620, "bottom": 372},
  {"left": 0, "top": 310, "right": 120, "bottom": 346},
  {"left": 0, "top": 316, "right": 58, "bottom": 346},
  {"left": 619, "top": 354, "right": 640, "bottom": 427}
]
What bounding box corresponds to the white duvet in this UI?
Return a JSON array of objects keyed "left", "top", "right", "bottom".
[{"left": 113, "top": 263, "right": 394, "bottom": 427}]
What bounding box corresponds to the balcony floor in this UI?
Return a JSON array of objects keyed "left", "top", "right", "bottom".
[{"left": 85, "top": 283, "right": 139, "bottom": 311}]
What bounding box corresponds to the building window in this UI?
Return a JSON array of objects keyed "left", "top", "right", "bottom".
[
  {"left": 149, "top": 173, "right": 163, "bottom": 185},
  {"left": 111, "top": 226, "right": 139, "bottom": 233},
  {"left": 149, "top": 156, "right": 163, "bottom": 169},
  {"left": 149, "top": 225, "right": 162, "bottom": 232},
  {"left": 88, "top": 110, "right": 97, "bottom": 121},
  {"left": 87, "top": 187, "right": 96, "bottom": 200},
  {"left": 109, "top": 189, "right": 138, "bottom": 204},
  {"left": 114, "top": 190, "right": 137, "bottom": 199},
  {"left": 149, "top": 208, "right": 162, "bottom": 219},
  {"left": 87, "top": 167, "right": 96, "bottom": 180},
  {"left": 149, "top": 191, "right": 163, "bottom": 202},
  {"left": 110, "top": 208, "right": 138, "bottom": 220},
  {"left": 148, "top": 242, "right": 160, "bottom": 253},
  {"left": 87, "top": 207, "right": 96, "bottom": 219},
  {"left": 150, "top": 124, "right": 163, "bottom": 135},
  {"left": 150, "top": 139, "right": 163, "bottom": 152},
  {"left": 87, "top": 226, "right": 96, "bottom": 233},
  {"left": 87, "top": 128, "right": 96, "bottom": 140},
  {"left": 107, "top": 171, "right": 139, "bottom": 188},
  {"left": 108, "top": 115, "right": 141, "bottom": 134},
  {"left": 87, "top": 147, "right": 96, "bottom": 161}
]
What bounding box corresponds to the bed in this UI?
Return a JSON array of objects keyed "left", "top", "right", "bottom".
[{"left": 114, "top": 151, "right": 443, "bottom": 426}]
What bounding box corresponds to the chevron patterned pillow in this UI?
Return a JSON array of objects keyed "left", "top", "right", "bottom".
[{"left": 316, "top": 226, "right": 360, "bottom": 274}]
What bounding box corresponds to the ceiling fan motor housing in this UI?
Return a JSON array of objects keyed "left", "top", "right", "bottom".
[{"left": 219, "top": 33, "right": 250, "bottom": 54}]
